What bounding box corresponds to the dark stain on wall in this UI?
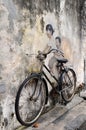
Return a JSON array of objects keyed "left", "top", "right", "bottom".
[
  {"left": 13, "top": 0, "right": 86, "bottom": 40},
  {"left": 40, "top": 17, "right": 45, "bottom": 33},
  {"left": 14, "top": 0, "right": 60, "bottom": 28},
  {"left": 80, "top": 0, "right": 86, "bottom": 38}
]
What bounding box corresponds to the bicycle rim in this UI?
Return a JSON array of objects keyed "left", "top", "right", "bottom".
[
  {"left": 15, "top": 76, "right": 46, "bottom": 126},
  {"left": 61, "top": 69, "right": 76, "bottom": 102}
]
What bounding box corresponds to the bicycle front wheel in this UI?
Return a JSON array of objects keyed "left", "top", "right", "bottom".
[
  {"left": 15, "top": 74, "right": 46, "bottom": 126},
  {"left": 61, "top": 68, "right": 76, "bottom": 103}
]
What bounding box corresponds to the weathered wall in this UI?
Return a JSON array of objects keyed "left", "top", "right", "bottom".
[
  {"left": 80, "top": 0, "right": 86, "bottom": 84},
  {"left": 0, "top": 0, "right": 86, "bottom": 129}
]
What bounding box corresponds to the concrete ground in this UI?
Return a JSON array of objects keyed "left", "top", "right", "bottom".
[{"left": 14, "top": 95, "right": 86, "bottom": 130}]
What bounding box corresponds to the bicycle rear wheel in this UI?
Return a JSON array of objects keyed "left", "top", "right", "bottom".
[
  {"left": 61, "top": 68, "right": 76, "bottom": 103},
  {"left": 15, "top": 74, "right": 46, "bottom": 126}
]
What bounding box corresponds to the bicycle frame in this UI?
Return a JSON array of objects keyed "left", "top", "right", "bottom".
[
  {"left": 41, "top": 63, "right": 73, "bottom": 93},
  {"left": 37, "top": 49, "right": 74, "bottom": 93},
  {"left": 41, "top": 63, "right": 62, "bottom": 92}
]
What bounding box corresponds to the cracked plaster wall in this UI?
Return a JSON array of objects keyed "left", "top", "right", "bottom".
[{"left": 0, "top": 0, "right": 86, "bottom": 128}]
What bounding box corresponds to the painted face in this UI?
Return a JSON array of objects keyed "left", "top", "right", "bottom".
[
  {"left": 46, "top": 30, "right": 52, "bottom": 38},
  {"left": 56, "top": 39, "right": 60, "bottom": 48}
]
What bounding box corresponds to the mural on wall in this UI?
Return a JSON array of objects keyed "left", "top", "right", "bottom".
[{"left": 0, "top": 0, "right": 86, "bottom": 129}]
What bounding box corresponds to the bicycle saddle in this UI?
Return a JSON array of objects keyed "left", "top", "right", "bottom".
[{"left": 57, "top": 59, "right": 68, "bottom": 63}]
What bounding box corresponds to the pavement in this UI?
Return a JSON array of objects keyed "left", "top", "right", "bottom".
[{"left": 14, "top": 95, "right": 86, "bottom": 130}]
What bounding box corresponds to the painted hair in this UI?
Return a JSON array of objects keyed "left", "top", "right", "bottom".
[
  {"left": 55, "top": 36, "right": 61, "bottom": 44},
  {"left": 46, "top": 24, "right": 54, "bottom": 34}
]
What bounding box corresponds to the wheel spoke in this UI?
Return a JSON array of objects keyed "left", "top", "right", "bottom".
[
  {"left": 15, "top": 76, "right": 46, "bottom": 126},
  {"left": 61, "top": 69, "right": 76, "bottom": 102}
]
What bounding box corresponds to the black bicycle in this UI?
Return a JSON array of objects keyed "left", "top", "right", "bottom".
[{"left": 15, "top": 49, "right": 76, "bottom": 126}]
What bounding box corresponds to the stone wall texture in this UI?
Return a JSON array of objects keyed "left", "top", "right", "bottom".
[{"left": 0, "top": 0, "right": 86, "bottom": 129}]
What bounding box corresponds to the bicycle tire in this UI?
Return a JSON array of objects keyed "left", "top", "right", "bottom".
[
  {"left": 15, "top": 74, "right": 47, "bottom": 126},
  {"left": 60, "top": 68, "right": 76, "bottom": 103}
]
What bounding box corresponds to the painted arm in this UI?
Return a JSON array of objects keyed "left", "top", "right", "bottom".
[{"left": 43, "top": 44, "right": 51, "bottom": 54}]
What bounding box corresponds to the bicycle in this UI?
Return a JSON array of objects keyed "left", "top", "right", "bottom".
[{"left": 15, "top": 49, "right": 76, "bottom": 126}]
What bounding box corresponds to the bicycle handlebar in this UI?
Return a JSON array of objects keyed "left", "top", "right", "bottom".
[
  {"left": 37, "top": 49, "right": 64, "bottom": 61},
  {"left": 45, "top": 49, "right": 64, "bottom": 55},
  {"left": 38, "top": 49, "right": 64, "bottom": 56}
]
